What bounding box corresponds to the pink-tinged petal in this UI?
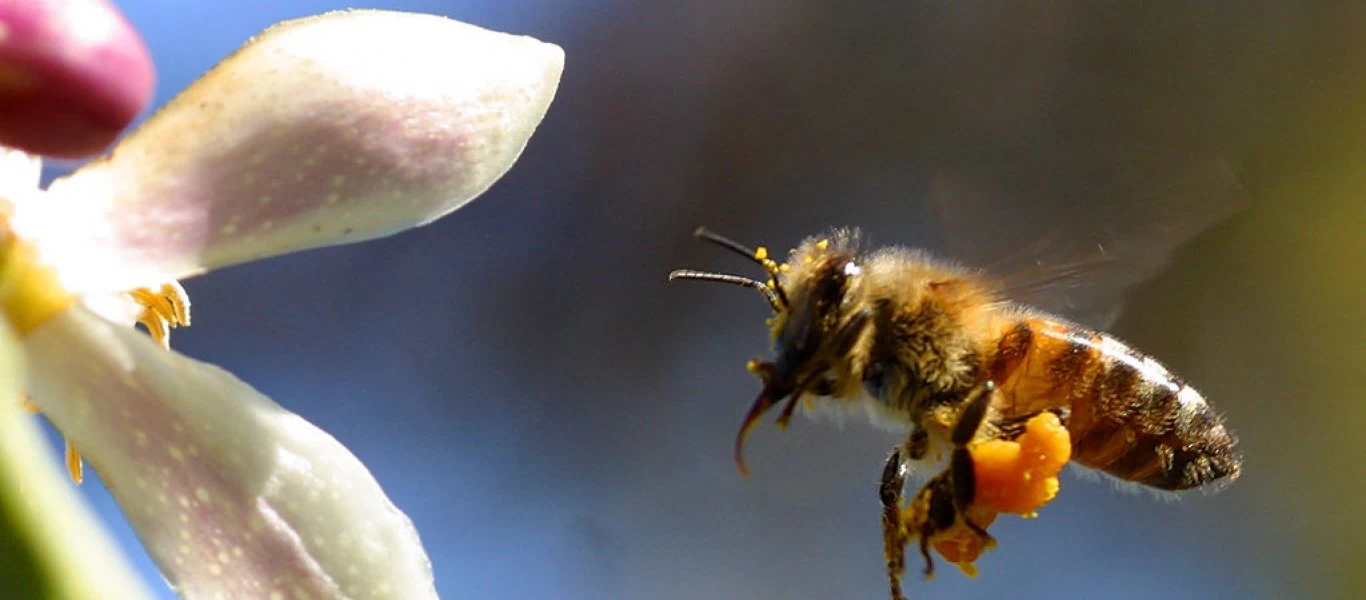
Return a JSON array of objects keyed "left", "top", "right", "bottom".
[
  {"left": 23, "top": 305, "right": 436, "bottom": 599},
  {"left": 0, "top": 0, "right": 154, "bottom": 157},
  {"left": 20, "top": 9, "right": 562, "bottom": 294},
  {"left": 0, "top": 319, "right": 153, "bottom": 600}
]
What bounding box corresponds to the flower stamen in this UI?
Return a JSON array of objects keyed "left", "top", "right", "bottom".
[{"left": 127, "top": 281, "right": 191, "bottom": 349}]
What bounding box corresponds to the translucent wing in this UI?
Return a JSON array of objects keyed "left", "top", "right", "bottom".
[{"left": 926, "top": 145, "right": 1247, "bottom": 329}]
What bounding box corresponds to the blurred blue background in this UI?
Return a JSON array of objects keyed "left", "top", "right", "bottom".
[{"left": 40, "top": 1, "right": 1366, "bottom": 599}]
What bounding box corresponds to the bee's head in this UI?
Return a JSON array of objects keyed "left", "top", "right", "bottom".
[{"left": 670, "top": 228, "right": 865, "bottom": 475}]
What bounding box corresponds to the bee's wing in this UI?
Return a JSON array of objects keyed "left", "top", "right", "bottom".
[{"left": 927, "top": 145, "right": 1247, "bottom": 330}]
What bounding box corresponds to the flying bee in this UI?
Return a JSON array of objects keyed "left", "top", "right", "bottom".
[{"left": 669, "top": 216, "right": 1242, "bottom": 599}]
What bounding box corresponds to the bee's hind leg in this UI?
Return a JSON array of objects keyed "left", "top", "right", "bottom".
[{"left": 949, "top": 380, "right": 998, "bottom": 547}]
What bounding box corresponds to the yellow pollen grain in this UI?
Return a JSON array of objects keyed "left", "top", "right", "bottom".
[
  {"left": 331, "top": 174, "right": 346, "bottom": 187},
  {"left": 258, "top": 195, "right": 273, "bottom": 205},
  {"left": 816, "top": 239, "right": 830, "bottom": 250},
  {"left": 221, "top": 224, "right": 238, "bottom": 235},
  {"left": 233, "top": 546, "right": 244, "bottom": 557},
  {"left": 156, "top": 493, "right": 168, "bottom": 504},
  {"left": 179, "top": 529, "right": 191, "bottom": 541},
  {"left": 177, "top": 495, "right": 190, "bottom": 508},
  {"left": 134, "top": 430, "right": 149, "bottom": 447},
  {"left": 195, "top": 487, "right": 211, "bottom": 503},
  {"left": 168, "top": 445, "right": 185, "bottom": 461},
  {"left": 208, "top": 563, "right": 222, "bottom": 576},
  {"left": 217, "top": 550, "right": 231, "bottom": 564},
  {"left": 247, "top": 152, "right": 265, "bottom": 166},
  {"left": 269, "top": 592, "right": 284, "bottom": 600},
  {"left": 325, "top": 192, "right": 341, "bottom": 204},
  {"left": 754, "top": 247, "right": 769, "bottom": 260}
]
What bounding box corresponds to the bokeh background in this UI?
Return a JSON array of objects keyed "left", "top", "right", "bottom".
[{"left": 39, "top": 1, "right": 1366, "bottom": 599}]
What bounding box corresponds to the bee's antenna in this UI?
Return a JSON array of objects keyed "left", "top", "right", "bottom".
[
  {"left": 691, "top": 227, "right": 789, "bottom": 307},
  {"left": 694, "top": 227, "right": 765, "bottom": 265},
  {"left": 668, "top": 269, "right": 782, "bottom": 312}
]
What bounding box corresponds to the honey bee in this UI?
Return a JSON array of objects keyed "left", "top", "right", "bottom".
[{"left": 669, "top": 218, "right": 1242, "bottom": 599}]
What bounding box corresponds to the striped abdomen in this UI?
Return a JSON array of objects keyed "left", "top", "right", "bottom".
[{"left": 987, "top": 317, "right": 1240, "bottom": 491}]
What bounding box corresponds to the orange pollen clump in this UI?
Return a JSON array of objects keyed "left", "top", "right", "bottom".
[
  {"left": 970, "top": 412, "right": 1072, "bottom": 515},
  {"left": 928, "top": 505, "right": 998, "bottom": 577}
]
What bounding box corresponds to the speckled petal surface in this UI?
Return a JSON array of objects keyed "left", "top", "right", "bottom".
[
  {"left": 0, "top": 317, "right": 152, "bottom": 600},
  {"left": 23, "top": 305, "right": 436, "bottom": 600},
  {"left": 16, "top": 9, "right": 562, "bottom": 294}
]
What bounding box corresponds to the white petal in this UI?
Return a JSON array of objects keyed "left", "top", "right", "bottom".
[
  {"left": 18, "top": 10, "right": 563, "bottom": 294},
  {"left": 23, "top": 305, "right": 436, "bottom": 600},
  {"left": 0, "top": 317, "right": 152, "bottom": 599},
  {"left": 0, "top": 146, "right": 41, "bottom": 201}
]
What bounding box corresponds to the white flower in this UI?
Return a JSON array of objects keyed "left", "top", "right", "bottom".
[{"left": 0, "top": 9, "right": 562, "bottom": 599}]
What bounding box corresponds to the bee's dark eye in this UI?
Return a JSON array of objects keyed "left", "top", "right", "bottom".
[{"left": 815, "top": 263, "right": 852, "bottom": 307}]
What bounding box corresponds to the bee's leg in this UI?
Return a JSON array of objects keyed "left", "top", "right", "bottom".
[
  {"left": 880, "top": 447, "right": 909, "bottom": 600},
  {"left": 909, "top": 472, "right": 957, "bottom": 579},
  {"left": 949, "top": 380, "right": 997, "bottom": 544},
  {"left": 906, "top": 425, "right": 929, "bottom": 460}
]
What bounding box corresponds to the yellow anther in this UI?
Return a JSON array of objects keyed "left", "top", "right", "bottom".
[
  {"left": 746, "top": 359, "right": 762, "bottom": 374},
  {"left": 65, "top": 439, "right": 83, "bottom": 485},
  {"left": 129, "top": 281, "right": 192, "bottom": 349},
  {"left": 815, "top": 239, "right": 830, "bottom": 251},
  {"left": 779, "top": 263, "right": 791, "bottom": 272},
  {"left": 754, "top": 247, "right": 769, "bottom": 261}
]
